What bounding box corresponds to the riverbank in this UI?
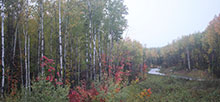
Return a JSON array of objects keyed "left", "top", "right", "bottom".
[
  {"left": 121, "top": 74, "right": 220, "bottom": 102},
  {"left": 160, "top": 67, "right": 215, "bottom": 80}
]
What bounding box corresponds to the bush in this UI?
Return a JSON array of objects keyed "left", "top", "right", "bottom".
[{"left": 6, "top": 76, "right": 69, "bottom": 102}]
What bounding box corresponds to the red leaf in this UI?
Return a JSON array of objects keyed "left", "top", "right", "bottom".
[{"left": 46, "top": 76, "right": 50, "bottom": 81}]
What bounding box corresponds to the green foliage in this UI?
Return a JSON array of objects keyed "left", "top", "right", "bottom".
[
  {"left": 6, "top": 76, "right": 69, "bottom": 102},
  {"left": 95, "top": 79, "right": 126, "bottom": 102},
  {"left": 121, "top": 75, "right": 220, "bottom": 102},
  {"left": 2, "top": 0, "right": 129, "bottom": 96}
]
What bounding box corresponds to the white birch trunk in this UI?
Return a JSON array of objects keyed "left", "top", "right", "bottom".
[
  {"left": 86, "top": 33, "right": 89, "bottom": 80},
  {"left": 40, "top": 0, "right": 44, "bottom": 75},
  {"left": 37, "top": 19, "right": 41, "bottom": 73},
  {"left": 24, "top": 0, "right": 29, "bottom": 94},
  {"left": 37, "top": 27, "right": 41, "bottom": 74},
  {"left": 98, "top": 30, "right": 102, "bottom": 81},
  {"left": 37, "top": 0, "right": 41, "bottom": 75},
  {"left": 12, "top": 24, "right": 18, "bottom": 61},
  {"left": 1, "top": 0, "right": 5, "bottom": 97},
  {"left": 186, "top": 47, "right": 191, "bottom": 71},
  {"left": 87, "top": 0, "right": 93, "bottom": 80},
  {"left": 59, "top": 0, "right": 63, "bottom": 80},
  {"left": 24, "top": 34, "right": 28, "bottom": 91},
  {"left": 89, "top": 29, "right": 92, "bottom": 80},
  {"left": 93, "top": 29, "right": 96, "bottom": 80}
]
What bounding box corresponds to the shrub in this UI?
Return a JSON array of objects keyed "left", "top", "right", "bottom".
[{"left": 21, "top": 76, "right": 69, "bottom": 102}]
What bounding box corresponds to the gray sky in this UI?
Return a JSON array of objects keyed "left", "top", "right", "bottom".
[{"left": 123, "top": 0, "right": 220, "bottom": 47}]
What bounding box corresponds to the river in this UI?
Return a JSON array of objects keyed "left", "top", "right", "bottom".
[
  {"left": 148, "top": 68, "right": 165, "bottom": 76},
  {"left": 148, "top": 68, "right": 206, "bottom": 81}
]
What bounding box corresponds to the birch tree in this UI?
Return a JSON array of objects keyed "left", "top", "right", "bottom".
[
  {"left": 23, "top": 0, "right": 29, "bottom": 93},
  {"left": 58, "top": 0, "right": 63, "bottom": 80},
  {"left": 186, "top": 47, "right": 191, "bottom": 71},
  {"left": 40, "top": 0, "right": 44, "bottom": 75},
  {"left": 1, "top": 0, "right": 5, "bottom": 97},
  {"left": 93, "top": 28, "right": 96, "bottom": 80},
  {"left": 24, "top": 29, "right": 28, "bottom": 92},
  {"left": 12, "top": 21, "right": 18, "bottom": 63},
  {"left": 37, "top": 0, "right": 41, "bottom": 75},
  {"left": 87, "top": 0, "right": 93, "bottom": 80},
  {"left": 98, "top": 29, "right": 102, "bottom": 81},
  {"left": 86, "top": 32, "right": 89, "bottom": 80},
  {"left": 19, "top": 32, "right": 23, "bottom": 87}
]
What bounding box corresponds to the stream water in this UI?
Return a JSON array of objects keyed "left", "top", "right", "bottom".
[
  {"left": 148, "top": 68, "right": 165, "bottom": 76},
  {"left": 148, "top": 68, "right": 206, "bottom": 81}
]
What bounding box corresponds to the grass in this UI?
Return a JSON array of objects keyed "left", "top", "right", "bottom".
[
  {"left": 121, "top": 74, "right": 220, "bottom": 102},
  {"left": 160, "top": 67, "right": 213, "bottom": 79},
  {"left": 3, "top": 74, "right": 220, "bottom": 102}
]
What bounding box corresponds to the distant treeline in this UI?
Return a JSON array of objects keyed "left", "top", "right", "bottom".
[{"left": 144, "top": 14, "right": 220, "bottom": 78}]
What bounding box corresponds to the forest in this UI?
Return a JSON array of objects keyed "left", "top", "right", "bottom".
[
  {"left": 0, "top": 0, "right": 149, "bottom": 101},
  {"left": 1, "top": 0, "right": 220, "bottom": 102},
  {"left": 145, "top": 14, "right": 220, "bottom": 78}
]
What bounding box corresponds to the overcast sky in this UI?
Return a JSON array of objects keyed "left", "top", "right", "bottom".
[{"left": 123, "top": 0, "right": 220, "bottom": 47}]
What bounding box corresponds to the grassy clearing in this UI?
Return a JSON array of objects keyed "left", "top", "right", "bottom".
[
  {"left": 121, "top": 75, "right": 220, "bottom": 102},
  {"left": 160, "top": 67, "right": 213, "bottom": 79}
]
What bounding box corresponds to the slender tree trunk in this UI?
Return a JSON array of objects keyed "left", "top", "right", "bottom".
[
  {"left": 186, "top": 47, "right": 191, "bottom": 71},
  {"left": 75, "top": 39, "right": 79, "bottom": 84},
  {"left": 58, "top": 0, "right": 63, "bottom": 80},
  {"left": 70, "top": 39, "right": 74, "bottom": 85},
  {"left": 54, "top": 1, "right": 58, "bottom": 80},
  {"left": 142, "top": 47, "right": 145, "bottom": 77},
  {"left": 37, "top": 24, "right": 41, "bottom": 75},
  {"left": 108, "top": 31, "right": 114, "bottom": 76},
  {"left": 24, "top": 34, "right": 28, "bottom": 92},
  {"left": 12, "top": 24, "right": 18, "bottom": 62},
  {"left": 1, "top": 0, "right": 5, "bottom": 97},
  {"left": 78, "top": 47, "right": 81, "bottom": 84},
  {"left": 105, "top": 34, "right": 109, "bottom": 75},
  {"left": 89, "top": 27, "right": 92, "bottom": 80},
  {"left": 19, "top": 31, "right": 23, "bottom": 87},
  {"left": 110, "top": 32, "right": 114, "bottom": 66},
  {"left": 73, "top": 36, "right": 78, "bottom": 84},
  {"left": 93, "top": 28, "right": 96, "bottom": 80},
  {"left": 24, "top": 0, "right": 29, "bottom": 95},
  {"left": 98, "top": 30, "right": 102, "bottom": 81},
  {"left": 40, "top": 0, "right": 44, "bottom": 75},
  {"left": 86, "top": 33, "right": 89, "bottom": 80},
  {"left": 28, "top": 36, "right": 31, "bottom": 93},
  {"left": 63, "top": 24, "right": 67, "bottom": 85},
  {"left": 63, "top": 0, "right": 70, "bottom": 85},
  {"left": 87, "top": 0, "right": 93, "bottom": 80},
  {"left": 50, "top": 18, "right": 53, "bottom": 58}
]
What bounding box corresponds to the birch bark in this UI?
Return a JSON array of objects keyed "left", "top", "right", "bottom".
[
  {"left": 24, "top": 0, "right": 29, "bottom": 94},
  {"left": 19, "top": 31, "right": 23, "bottom": 87},
  {"left": 88, "top": 0, "right": 93, "bottom": 80},
  {"left": 41, "top": 0, "right": 44, "bottom": 75},
  {"left": 1, "top": 0, "right": 5, "bottom": 97},
  {"left": 59, "top": 0, "right": 63, "bottom": 80}
]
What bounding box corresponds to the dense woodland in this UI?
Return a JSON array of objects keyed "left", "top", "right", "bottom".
[
  {"left": 0, "top": 0, "right": 149, "bottom": 100},
  {"left": 1, "top": 0, "right": 220, "bottom": 101},
  {"left": 145, "top": 14, "right": 220, "bottom": 78}
]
